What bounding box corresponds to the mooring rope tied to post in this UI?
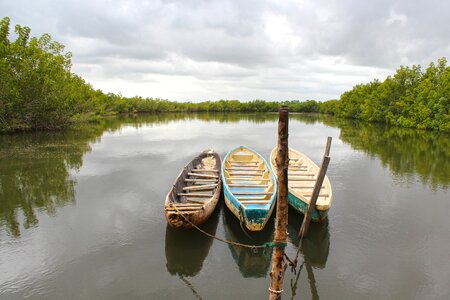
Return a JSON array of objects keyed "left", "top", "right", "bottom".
[
  {"left": 169, "top": 203, "right": 285, "bottom": 253},
  {"left": 268, "top": 287, "right": 284, "bottom": 294}
]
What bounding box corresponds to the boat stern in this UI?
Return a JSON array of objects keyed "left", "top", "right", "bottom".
[{"left": 288, "top": 192, "right": 329, "bottom": 222}]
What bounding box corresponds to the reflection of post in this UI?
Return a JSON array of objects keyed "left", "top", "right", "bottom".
[
  {"left": 305, "top": 261, "right": 319, "bottom": 300},
  {"left": 179, "top": 275, "right": 202, "bottom": 300},
  {"left": 269, "top": 106, "right": 289, "bottom": 300},
  {"left": 299, "top": 137, "right": 332, "bottom": 238}
]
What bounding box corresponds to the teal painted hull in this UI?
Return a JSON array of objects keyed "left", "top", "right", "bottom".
[
  {"left": 222, "top": 146, "right": 278, "bottom": 231},
  {"left": 223, "top": 188, "right": 276, "bottom": 231},
  {"left": 288, "top": 192, "right": 328, "bottom": 222}
]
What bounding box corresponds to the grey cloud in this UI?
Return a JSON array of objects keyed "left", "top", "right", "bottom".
[{"left": 1, "top": 0, "right": 449, "bottom": 101}]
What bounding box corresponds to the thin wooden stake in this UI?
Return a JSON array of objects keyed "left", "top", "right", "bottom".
[
  {"left": 269, "top": 106, "right": 289, "bottom": 300},
  {"left": 299, "top": 137, "right": 332, "bottom": 238}
]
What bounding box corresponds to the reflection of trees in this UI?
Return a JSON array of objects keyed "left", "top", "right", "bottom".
[
  {"left": 0, "top": 122, "right": 114, "bottom": 237},
  {"left": 338, "top": 120, "right": 449, "bottom": 190},
  {"left": 293, "top": 114, "right": 450, "bottom": 189},
  {"left": 116, "top": 112, "right": 279, "bottom": 126},
  {"left": 2, "top": 112, "right": 447, "bottom": 237}
]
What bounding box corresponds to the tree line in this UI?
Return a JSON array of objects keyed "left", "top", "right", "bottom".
[
  {"left": 327, "top": 58, "right": 449, "bottom": 131},
  {"left": 0, "top": 17, "right": 448, "bottom": 133}
]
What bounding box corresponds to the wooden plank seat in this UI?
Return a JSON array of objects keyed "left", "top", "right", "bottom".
[
  {"left": 232, "top": 191, "right": 273, "bottom": 195},
  {"left": 187, "top": 173, "right": 218, "bottom": 178},
  {"left": 229, "top": 160, "right": 259, "bottom": 164},
  {"left": 228, "top": 173, "right": 265, "bottom": 177},
  {"left": 288, "top": 178, "right": 316, "bottom": 181},
  {"left": 289, "top": 173, "right": 316, "bottom": 177},
  {"left": 225, "top": 168, "right": 263, "bottom": 171},
  {"left": 182, "top": 184, "right": 217, "bottom": 191},
  {"left": 291, "top": 186, "right": 324, "bottom": 189},
  {"left": 228, "top": 183, "right": 269, "bottom": 187},
  {"left": 187, "top": 199, "right": 208, "bottom": 204},
  {"left": 184, "top": 178, "right": 217, "bottom": 183},
  {"left": 229, "top": 164, "right": 260, "bottom": 168},
  {"left": 177, "top": 193, "right": 213, "bottom": 197},
  {"left": 231, "top": 153, "right": 254, "bottom": 157},
  {"left": 191, "top": 169, "right": 219, "bottom": 173},
  {"left": 240, "top": 200, "right": 271, "bottom": 204},
  {"left": 172, "top": 202, "right": 203, "bottom": 206},
  {"left": 229, "top": 166, "right": 260, "bottom": 169},
  {"left": 166, "top": 203, "right": 204, "bottom": 211},
  {"left": 166, "top": 207, "right": 203, "bottom": 211},
  {"left": 229, "top": 171, "right": 262, "bottom": 174},
  {"left": 228, "top": 178, "right": 270, "bottom": 182}
]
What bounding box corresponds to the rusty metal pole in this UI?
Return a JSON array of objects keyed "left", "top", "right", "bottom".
[{"left": 269, "top": 106, "right": 289, "bottom": 300}]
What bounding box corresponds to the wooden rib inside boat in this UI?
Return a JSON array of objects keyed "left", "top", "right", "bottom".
[{"left": 164, "top": 149, "right": 222, "bottom": 229}]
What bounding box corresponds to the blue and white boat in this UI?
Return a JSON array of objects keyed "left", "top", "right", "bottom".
[{"left": 221, "top": 146, "right": 277, "bottom": 231}]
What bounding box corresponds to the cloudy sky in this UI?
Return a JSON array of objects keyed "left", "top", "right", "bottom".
[{"left": 1, "top": 0, "right": 449, "bottom": 101}]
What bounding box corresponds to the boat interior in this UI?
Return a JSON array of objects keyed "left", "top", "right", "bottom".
[
  {"left": 166, "top": 154, "right": 220, "bottom": 213},
  {"left": 272, "top": 148, "right": 332, "bottom": 210},
  {"left": 223, "top": 147, "right": 275, "bottom": 207}
]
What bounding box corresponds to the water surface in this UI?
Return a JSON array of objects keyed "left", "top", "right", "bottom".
[{"left": 0, "top": 113, "right": 449, "bottom": 299}]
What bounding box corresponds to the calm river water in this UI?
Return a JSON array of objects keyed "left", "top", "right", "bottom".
[{"left": 0, "top": 113, "right": 449, "bottom": 299}]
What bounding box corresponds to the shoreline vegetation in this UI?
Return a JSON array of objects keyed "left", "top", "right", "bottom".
[{"left": 1, "top": 17, "right": 449, "bottom": 133}]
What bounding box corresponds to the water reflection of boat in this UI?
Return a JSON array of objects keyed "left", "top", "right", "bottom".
[
  {"left": 165, "top": 204, "right": 220, "bottom": 277},
  {"left": 287, "top": 207, "right": 330, "bottom": 269},
  {"left": 222, "top": 207, "right": 274, "bottom": 278}
]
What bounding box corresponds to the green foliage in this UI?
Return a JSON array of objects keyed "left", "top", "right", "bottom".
[
  {"left": 330, "top": 58, "right": 449, "bottom": 132},
  {"left": 319, "top": 99, "right": 338, "bottom": 115},
  {"left": 1, "top": 17, "right": 74, "bottom": 131}
]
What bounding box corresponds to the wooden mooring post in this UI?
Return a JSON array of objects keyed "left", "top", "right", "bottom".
[
  {"left": 269, "top": 106, "right": 289, "bottom": 300},
  {"left": 299, "top": 137, "right": 332, "bottom": 238}
]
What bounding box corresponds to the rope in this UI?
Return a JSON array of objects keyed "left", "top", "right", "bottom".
[
  {"left": 285, "top": 224, "right": 306, "bottom": 274},
  {"left": 268, "top": 287, "right": 284, "bottom": 294},
  {"left": 169, "top": 203, "right": 286, "bottom": 252}
]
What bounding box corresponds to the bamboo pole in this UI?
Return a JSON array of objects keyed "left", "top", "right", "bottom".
[
  {"left": 269, "top": 106, "right": 289, "bottom": 300},
  {"left": 298, "top": 137, "right": 332, "bottom": 238}
]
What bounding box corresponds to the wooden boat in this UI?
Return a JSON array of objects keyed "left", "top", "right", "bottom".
[
  {"left": 165, "top": 149, "right": 222, "bottom": 229},
  {"left": 222, "top": 146, "right": 277, "bottom": 231},
  {"left": 270, "top": 147, "right": 333, "bottom": 222}
]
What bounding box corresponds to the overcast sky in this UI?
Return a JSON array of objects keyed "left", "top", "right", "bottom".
[{"left": 1, "top": 0, "right": 449, "bottom": 101}]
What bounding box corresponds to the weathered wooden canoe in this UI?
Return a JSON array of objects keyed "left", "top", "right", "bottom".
[
  {"left": 222, "top": 146, "right": 277, "bottom": 231},
  {"left": 270, "top": 147, "right": 333, "bottom": 222},
  {"left": 165, "top": 149, "right": 222, "bottom": 229}
]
